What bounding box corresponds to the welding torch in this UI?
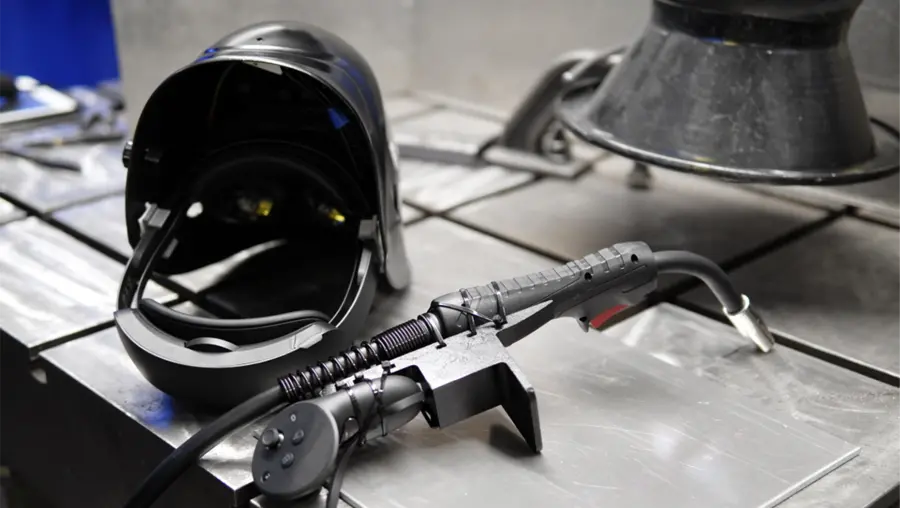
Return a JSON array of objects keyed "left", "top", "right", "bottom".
[{"left": 123, "top": 241, "right": 775, "bottom": 508}]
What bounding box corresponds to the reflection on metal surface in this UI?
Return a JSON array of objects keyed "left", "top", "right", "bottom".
[
  {"left": 605, "top": 304, "right": 900, "bottom": 508},
  {"left": 450, "top": 155, "right": 825, "bottom": 267},
  {"left": 0, "top": 217, "right": 171, "bottom": 350},
  {"left": 681, "top": 217, "right": 900, "bottom": 377},
  {"left": 0, "top": 143, "right": 125, "bottom": 212},
  {"left": 0, "top": 197, "right": 25, "bottom": 225},
  {"left": 399, "top": 158, "right": 533, "bottom": 212}
]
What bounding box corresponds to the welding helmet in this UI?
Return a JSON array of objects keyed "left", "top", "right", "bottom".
[{"left": 114, "top": 21, "right": 411, "bottom": 408}]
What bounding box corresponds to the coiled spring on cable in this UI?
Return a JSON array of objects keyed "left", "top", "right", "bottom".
[{"left": 278, "top": 316, "right": 435, "bottom": 402}]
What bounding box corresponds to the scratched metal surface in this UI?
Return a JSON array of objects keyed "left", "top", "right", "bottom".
[
  {"left": 344, "top": 218, "right": 862, "bottom": 508},
  {"left": 0, "top": 217, "right": 171, "bottom": 352},
  {"left": 604, "top": 304, "right": 900, "bottom": 508},
  {"left": 680, "top": 217, "right": 900, "bottom": 378},
  {"left": 0, "top": 197, "right": 25, "bottom": 225},
  {"left": 0, "top": 143, "right": 125, "bottom": 213},
  {"left": 449, "top": 155, "right": 826, "bottom": 284}
]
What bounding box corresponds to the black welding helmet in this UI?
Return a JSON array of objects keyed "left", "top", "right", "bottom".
[{"left": 114, "top": 21, "right": 411, "bottom": 408}]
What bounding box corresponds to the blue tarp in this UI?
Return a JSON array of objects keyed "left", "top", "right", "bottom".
[{"left": 0, "top": 0, "right": 120, "bottom": 87}]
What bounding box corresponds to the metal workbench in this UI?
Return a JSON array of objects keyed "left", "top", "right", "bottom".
[{"left": 1, "top": 94, "right": 898, "bottom": 508}]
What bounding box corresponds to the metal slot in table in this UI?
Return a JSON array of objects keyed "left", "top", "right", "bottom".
[
  {"left": 679, "top": 216, "right": 900, "bottom": 379},
  {"left": 0, "top": 143, "right": 125, "bottom": 213},
  {"left": 449, "top": 156, "right": 827, "bottom": 284}
]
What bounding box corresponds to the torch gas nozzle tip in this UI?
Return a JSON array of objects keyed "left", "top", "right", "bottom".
[{"left": 725, "top": 295, "right": 776, "bottom": 353}]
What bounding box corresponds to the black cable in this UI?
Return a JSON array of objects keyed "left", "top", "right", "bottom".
[
  {"left": 122, "top": 386, "right": 285, "bottom": 508},
  {"left": 654, "top": 250, "right": 744, "bottom": 313},
  {"left": 324, "top": 373, "right": 388, "bottom": 508}
]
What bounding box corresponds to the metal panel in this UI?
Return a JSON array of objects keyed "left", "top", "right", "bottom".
[
  {"left": 0, "top": 217, "right": 171, "bottom": 353},
  {"left": 0, "top": 144, "right": 125, "bottom": 212},
  {"left": 0, "top": 197, "right": 25, "bottom": 225},
  {"left": 111, "top": 0, "right": 415, "bottom": 134},
  {"left": 449, "top": 155, "right": 825, "bottom": 269},
  {"left": 392, "top": 108, "right": 535, "bottom": 212},
  {"left": 399, "top": 158, "right": 533, "bottom": 212},
  {"left": 680, "top": 217, "right": 900, "bottom": 378},
  {"left": 410, "top": 1, "right": 650, "bottom": 112},
  {"left": 604, "top": 304, "right": 900, "bottom": 508},
  {"left": 393, "top": 107, "right": 505, "bottom": 159}
]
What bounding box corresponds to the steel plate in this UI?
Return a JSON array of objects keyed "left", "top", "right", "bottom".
[
  {"left": 604, "top": 304, "right": 900, "bottom": 508},
  {"left": 0, "top": 217, "right": 172, "bottom": 353},
  {"left": 450, "top": 155, "right": 826, "bottom": 286},
  {"left": 680, "top": 217, "right": 900, "bottom": 378},
  {"left": 0, "top": 143, "right": 125, "bottom": 212}
]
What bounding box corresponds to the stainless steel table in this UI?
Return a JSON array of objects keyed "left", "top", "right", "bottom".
[{"left": 2, "top": 92, "right": 898, "bottom": 508}]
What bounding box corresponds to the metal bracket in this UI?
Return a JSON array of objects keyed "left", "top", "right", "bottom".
[
  {"left": 391, "top": 48, "right": 627, "bottom": 180},
  {"left": 360, "top": 303, "right": 552, "bottom": 453},
  {"left": 476, "top": 48, "right": 626, "bottom": 179}
]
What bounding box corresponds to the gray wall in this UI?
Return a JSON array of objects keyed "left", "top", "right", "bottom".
[{"left": 112, "top": 0, "right": 897, "bottom": 131}]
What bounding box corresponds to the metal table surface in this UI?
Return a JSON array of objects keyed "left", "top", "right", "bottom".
[
  {"left": 2, "top": 92, "right": 899, "bottom": 508},
  {"left": 26, "top": 218, "right": 893, "bottom": 508},
  {"left": 448, "top": 155, "right": 828, "bottom": 279},
  {"left": 0, "top": 143, "right": 125, "bottom": 213}
]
